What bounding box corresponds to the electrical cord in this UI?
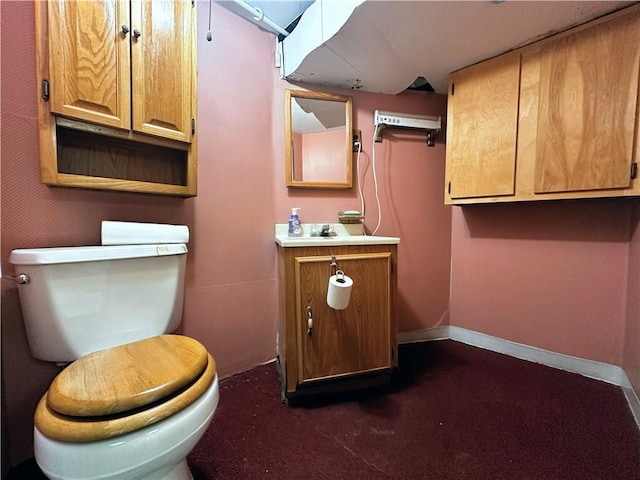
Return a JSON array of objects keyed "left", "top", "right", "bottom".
[
  {"left": 355, "top": 141, "right": 365, "bottom": 218},
  {"left": 354, "top": 137, "right": 382, "bottom": 236},
  {"left": 370, "top": 135, "right": 382, "bottom": 236}
]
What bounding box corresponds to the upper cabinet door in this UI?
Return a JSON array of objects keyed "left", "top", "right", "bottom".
[
  {"left": 47, "top": 0, "right": 131, "bottom": 129},
  {"left": 533, "top": 12, "right": 640, "bottom": 194},
  {"left": 130, "top": 0, "right": 194, "bottom": 143},
  {"left": 445, "top": 52, "right": 521, "bottom": 199}
]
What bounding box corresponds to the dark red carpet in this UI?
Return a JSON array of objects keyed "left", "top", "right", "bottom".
[
  {"left": 9, "top": 340, "right": 640, "bottom": 479},
  {"left": 188, "top": 340, "right": 640, "bottom": 480}
]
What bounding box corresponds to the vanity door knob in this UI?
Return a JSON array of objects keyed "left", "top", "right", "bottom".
[
  {"left": 121, "top": 25, "right": 129, "bottom": 35},
  {"left": 133, "top": 29, "right": 141, "bottom": 39}
]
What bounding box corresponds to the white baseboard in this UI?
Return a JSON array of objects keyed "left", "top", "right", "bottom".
[
  {"left": 398, "top": 325, "right": 640, "bottom": 429},
  {"left": 398, "top": 326, "right": 449, "bottom": 343},
  {"left": 622, "top": 384, "right": 640, "bottom": 429}
]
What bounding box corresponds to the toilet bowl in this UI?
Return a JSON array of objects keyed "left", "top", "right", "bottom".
[
  {"left": 9, "top": 239, "right": 218, "bottom": 479},
  {"left": 33, "top": 335, "right": 220, "bottom": 480}
]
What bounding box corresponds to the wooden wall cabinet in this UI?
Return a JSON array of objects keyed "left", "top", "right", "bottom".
[
  {"left": 35, "top": 0, "right": 197, "bottom": 197},
  {"left": 445, "top": 52, "right": 521, "bottom": 200},
  {"left": 276, "top": 244, "right": 398, "bottom": 402},
  {"left": 445, "top": 5, "right": 640, "bottom": 205}
]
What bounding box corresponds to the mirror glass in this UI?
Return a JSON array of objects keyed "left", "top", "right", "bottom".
[{"left": 285, "top": 89, "right": 353, "bottom": 188}]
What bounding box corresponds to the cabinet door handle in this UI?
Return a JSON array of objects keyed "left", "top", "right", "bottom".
[
  {"left": 306, "top": 306, "right": 313, "bottom": 335},
  {"left": 133, "top": 29, "right": 141, "bottom": 40},
  {"left": 121, "top": 25, "right": 129, "bottom": 36}
]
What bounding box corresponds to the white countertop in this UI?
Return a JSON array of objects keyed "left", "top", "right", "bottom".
[{"left": 275, "top": 224, "right": 400, "bottom": 247}]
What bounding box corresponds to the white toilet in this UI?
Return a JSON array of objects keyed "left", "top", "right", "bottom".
[{"left": 9, "top": 243, "right": 219, "bottom": 480}]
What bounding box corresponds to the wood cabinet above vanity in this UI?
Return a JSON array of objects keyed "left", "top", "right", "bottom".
[
  {"left": 445, "top": 4, "right": 640, "bottom": 205},
  {"left": 35, "top": 0, "right": 197, "bottom": 197}
]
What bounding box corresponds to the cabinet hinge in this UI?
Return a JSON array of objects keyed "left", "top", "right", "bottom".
[
  {"left": 41, "top": 79, "right": 49, "bottom": 102},
  {"left": 191, "top": 118, "right": 195, "bottom": 135},
  {"left": 631, "top": 162, "right": 638, "bottom": 180}
]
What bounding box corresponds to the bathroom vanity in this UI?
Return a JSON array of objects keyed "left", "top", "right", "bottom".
[{"left": 275, "top": 224, "right": 399, "bottom": 403}]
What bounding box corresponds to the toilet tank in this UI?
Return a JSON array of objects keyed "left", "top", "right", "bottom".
[{"left": 9, "top": 244, "right": 187, "bottom": 362}]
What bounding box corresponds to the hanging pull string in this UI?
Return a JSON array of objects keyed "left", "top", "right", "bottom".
[{"left": 206, "top": 0, "right": 212, "bottom": 41}]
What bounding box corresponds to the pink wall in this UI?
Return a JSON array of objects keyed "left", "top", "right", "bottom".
[
  {"left": 624, "top": 200, "right": 640, "bottom": 391},
  {"left": 301, "top": 129, "right": 345, "bottom": 182},
  {"left": 179, "top": 0, "right": 279, "bottom": 378},
  {"left": 450, "top": 200, "right": 634, "bottom": 366}
]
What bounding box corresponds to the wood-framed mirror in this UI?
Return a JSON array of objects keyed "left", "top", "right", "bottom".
[{"left": 285, "top": 89, "right": 353, "bottom": 188}]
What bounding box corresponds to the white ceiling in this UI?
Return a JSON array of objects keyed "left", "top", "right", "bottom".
[{"left": 221, "top": 0, "right": 637, "bottom": 94}]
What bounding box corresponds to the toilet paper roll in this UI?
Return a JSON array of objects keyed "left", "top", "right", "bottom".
[
  {"left": 101, "top": 221, "right": 190, "bottom": 245},
  {"left": 327, "top": 271, "right": 353, "bottom": 310}
]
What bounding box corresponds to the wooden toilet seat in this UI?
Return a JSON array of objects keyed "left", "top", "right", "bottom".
[{"left": 34, "top": 335, "right": 216, "bottom": 442}]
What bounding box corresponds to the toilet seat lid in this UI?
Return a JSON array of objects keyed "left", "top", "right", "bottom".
[{"left": 47, "top": 335, "right": 209, "bottom": 417}]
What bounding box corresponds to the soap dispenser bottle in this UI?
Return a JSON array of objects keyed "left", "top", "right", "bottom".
[{"left": 288, "top": 208, "right": 303, "bottom": 237}]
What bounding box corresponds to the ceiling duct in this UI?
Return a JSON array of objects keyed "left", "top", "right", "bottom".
[{"left": 219, "top": 1, "right": 314, "bottom": 38}]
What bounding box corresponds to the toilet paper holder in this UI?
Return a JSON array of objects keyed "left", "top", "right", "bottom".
[
  {"left": 334, "top": 270, "right": 348, "bottom": 283},
  {"left": 330, "top": 255, "right": 349, "bottom": 285}
]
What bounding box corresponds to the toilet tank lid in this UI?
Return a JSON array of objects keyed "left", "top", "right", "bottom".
[{"left": 9, "top": 243, "right": 188, "bottom": 265}]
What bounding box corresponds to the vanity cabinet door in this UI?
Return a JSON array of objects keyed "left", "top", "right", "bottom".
[
  {"left": 47, "top": 0, "right": 131, "bottom": 129},
  {"left": 294, "top": 253, "right": 393, "bottom": 386},
  {"left": 445, "top": 51, "right": 521, "bottom": 200},
  {"left": 530, "top": 11, "right": 640, "bottom": 194}
]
